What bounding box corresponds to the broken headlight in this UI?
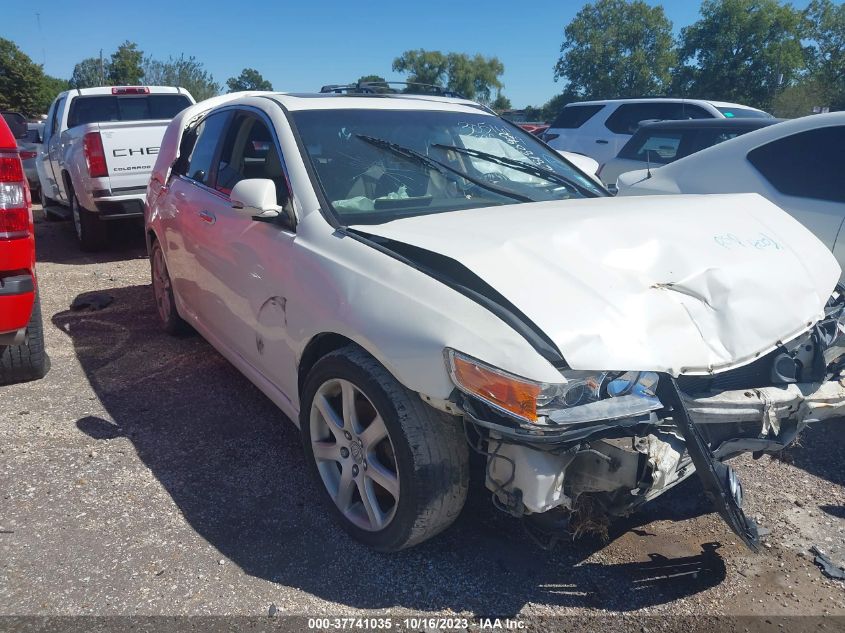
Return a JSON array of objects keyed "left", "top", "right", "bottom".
[
  {"left": 539, "top": 370, "right": 663, "bottom": 426},
  {"left": 445, "top": 349, "right": 663, "bottom": 426}
]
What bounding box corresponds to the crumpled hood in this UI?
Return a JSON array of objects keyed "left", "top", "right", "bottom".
[{"left": 352, "top": 193, "right": 841, "bottom": 375}]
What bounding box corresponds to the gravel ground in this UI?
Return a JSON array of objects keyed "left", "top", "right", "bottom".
[{"left": 0, "top": 206, "right": 843, "bottom": 628}]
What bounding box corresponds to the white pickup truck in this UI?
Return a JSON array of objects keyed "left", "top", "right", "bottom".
[{"left": 37, "top": 86, "right": 194, "bottom": 250}]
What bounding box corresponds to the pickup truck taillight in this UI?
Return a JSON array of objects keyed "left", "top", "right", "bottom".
[
  {"left": 0, "top": 151, "right": 32, "bottom": 240},
  {"left": 83, "top": 131, "right": 108, "bottom": 178}
]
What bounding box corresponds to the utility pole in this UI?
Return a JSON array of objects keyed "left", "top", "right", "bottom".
[{"left": 99, "top": 49, "right": 104, "bottom": 84}]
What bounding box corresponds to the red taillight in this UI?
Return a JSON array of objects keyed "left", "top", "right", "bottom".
[
  {"left": 0, "top": 152, "right": 31, "bottom": 240},
  {"left": 19, "top": 150, "right": 37, "bottom": 160},
  {"left": 112, "top": 86, "right": 150, "bottom": 95},
  {"left": 83, "top": 132, "right": 108, "bottom": 178}
]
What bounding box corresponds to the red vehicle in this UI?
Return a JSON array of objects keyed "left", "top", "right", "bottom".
[{"left": 0, "top": 112, "right": 46, "bottom": 383}]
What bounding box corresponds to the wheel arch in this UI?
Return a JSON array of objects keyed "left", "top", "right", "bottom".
[{"left": 297, "top": 332, "right": 358, "bottom": 398}]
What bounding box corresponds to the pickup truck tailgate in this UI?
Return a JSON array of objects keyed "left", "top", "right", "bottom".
[{"left": 97, "top": 120, "right": 169, "bottom": 191}]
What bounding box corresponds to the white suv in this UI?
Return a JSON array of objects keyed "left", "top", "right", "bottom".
[
  {"left": 146, "top": 90, "right": 844, "bottom": 552},
  {"left": 543, "top": 98, "right": 770, "bottom": 164}
]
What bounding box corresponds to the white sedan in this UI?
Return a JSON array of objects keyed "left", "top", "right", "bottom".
[
  {"left": 616, "top": 113, "right": 845, "bottom": 278},
  {"left": 146, "top": 91, "right": 845, "bottom": 552}
]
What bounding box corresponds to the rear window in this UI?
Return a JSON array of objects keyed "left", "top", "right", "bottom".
[
  {"left": 549, "top": 104, "right": 605, "bottom": 129},
  {"left": 618, "top": 130, "right": 686, "bottom": 164},
  {"left": 747, "top": 126, "right": 845, "bottom": 203},
  {"left": 67, "top": 94, "right": 192, "bottom": 128},
  {"left": 717, "top": 107, "right": 772, "bottom": 119}
]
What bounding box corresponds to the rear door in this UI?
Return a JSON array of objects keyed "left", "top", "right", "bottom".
[
  {"left": 160, "top": 110, "right": 232, "bottom": 325},
  {"left": 545, "top": 104, "right": 605, "bottom": 155}
]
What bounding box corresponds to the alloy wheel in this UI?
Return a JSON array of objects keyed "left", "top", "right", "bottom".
[{"left": 310, "top": 378, "right": 400, "bottom": 531}]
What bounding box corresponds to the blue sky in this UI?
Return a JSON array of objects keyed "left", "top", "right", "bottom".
[{"left": 2, "top": 0, "right": 814, "bottom": 108}]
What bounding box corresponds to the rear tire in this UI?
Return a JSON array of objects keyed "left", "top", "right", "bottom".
[
  {"left": 150, "top": 239, "right": 190, "bottom": 336},
  {"left": 300, "top": 345, "right": 469, "bottom": 552},
  {"left": 0, "top": 292, "right": 48, "bottom": 384},
  {"left": 71, "top": 192, "right": 106, "bottom": 251}
]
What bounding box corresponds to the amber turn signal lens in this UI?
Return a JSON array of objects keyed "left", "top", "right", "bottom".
[{"left": 450, "top": 353, "right": 541, "bottom": 422}]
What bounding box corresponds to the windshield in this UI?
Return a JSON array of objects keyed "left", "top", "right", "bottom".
[
  {"left": 717, "top": 107, "right": 772, "bottom": 119},
  {"left": 291, "top": 109, "right": 605, "bottom": 224},
  {"left": 67, "top": 95, "right": 193, "bottom": 128}
]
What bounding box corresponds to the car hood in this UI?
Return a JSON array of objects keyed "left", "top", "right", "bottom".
[{"left": 350, "top": 193, "right": 841, "bottom": 375}]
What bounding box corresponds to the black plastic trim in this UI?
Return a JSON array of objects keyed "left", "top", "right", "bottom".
[{"left": 0, "top": 274, "right": 34, "bottom": 296}]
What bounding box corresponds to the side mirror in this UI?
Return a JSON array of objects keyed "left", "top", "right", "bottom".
[{"left": 230, "top": 178, "right": 294, "bottom": 229}]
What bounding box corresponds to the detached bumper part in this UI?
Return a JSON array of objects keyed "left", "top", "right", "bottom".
[{"left": 466, "top": 376, "right": 845, "bottom": 551}]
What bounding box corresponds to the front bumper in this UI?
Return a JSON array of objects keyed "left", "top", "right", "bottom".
[{"left": 462, "top": 376, "right": 845, "bottom": 550}]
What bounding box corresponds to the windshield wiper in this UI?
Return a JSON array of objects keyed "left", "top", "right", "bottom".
[
  {"left": 432, "top": 144, "right": 600, "bottom": 198},
  {"left": 355, "top": 134, "right": 534, "bottom": 203}
]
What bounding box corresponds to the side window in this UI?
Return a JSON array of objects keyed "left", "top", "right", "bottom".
[
  {"left": 549, "top": 104, "right": 605, "bottom": 129},
  {"left": 182, "top": 111, "right": 230, "bottom": 186},
  {"left": 605, "top": 103, "right": 714, "bottom": 135},
  {"left": 214, "top": 112, "right": 288, "bottom": 203},
  {"left": 46, "top": 97, "right": 63, "bottom": 141},
  {"left": 747, "top": 126, "right": 845, "bottom": 203}
]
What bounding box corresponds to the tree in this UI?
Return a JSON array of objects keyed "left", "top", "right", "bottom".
[
  {"left": 357, "top": 74, "right": 386, "bottom": 85},
  {"left": 70, "top": 57, "right": 108, "bottom": 89},
  {"left": 226, "top": 67, "right": 272, "bottom": 92},
  {"left": 675, "top": 0, "right": 806, "bottom": 110},
  {"left": 490, "top": 92, "right": 512, "bottom": 112},
  {"left": 392, "top": 49, "right": 449, "bottom": 86},
  {"left": 143, "top": 55, "right": 221, "bottom": 101},
  {"left": 0, "top": 38, "right": 46, "bottom": 116},
  {"left": 108, "top": 41, "right": 144, "bottom": 85},
  {"left": 804, "top": 0, "right": 845, "bottom": 110},
  {"left": 771, "top": 77, "right": 829, "bottom": 117},
  {"left": 37, "top": 75, "right": 69, "bottom": 113},
  {"left": 393, "top": 49, "right": 505, "bottom": 102},
  {"left": 445, "top": 53, "right": 503, "bottom": 103},
  {"left": 553, "top": 0, "right": 676, "bottom": 100}
]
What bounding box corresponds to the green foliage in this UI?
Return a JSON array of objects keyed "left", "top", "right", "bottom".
[
  {"left": 553, "top": 0, "right": 676, "bottom": 100},
  {"left": 392, "top": 49, "right": 449, "bottom": 87},
  {"left": 357, "top": 75, "right": 387, "bottom": 85},
  {"left": 675, "top": 0, "right": 806, "bottom": 110},
  {"left": 491, "top": 93, "right": 512, "bottom": 112},
  {"left": 0, "top": 38, "right": 45, "bottom": 116},
  {"left": 143, "top": 55, "right": 221, "bottom": 101},
  {"left": 771, "top": 76, "right": 829, "bottom": 117},
  {"left": 804, "top": 0, "right": 845, "bottom": 110},
  {"left": 108, "top": 41, "right": 144, "bottom": 85},
  {"left": 37, "top": 75, "right": 69, "bottom": 113},
  {"left": 70, "top": 57, "right": 108, "bottom": 89},
  {"left": 392, "top": 49, "right": 504, "bottom": 103},
  {"left": 226, "top": 68, "right": 273, "bottom": 92}
]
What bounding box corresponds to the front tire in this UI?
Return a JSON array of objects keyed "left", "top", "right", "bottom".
[
  {"left": 300, "top": 345, "right": 469, "bottom": 552},
  {"left": 0, "top": 292, "right": 48, "bottom": 384},
  {"left": 71, "top": 192, "right": 106, "bottom": 251}
]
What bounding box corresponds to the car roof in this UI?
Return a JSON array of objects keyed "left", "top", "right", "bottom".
[
  {"left": 59, "top": 86, "right": 191, "bottom": 97},
  {"left": 566, "top": 97, "right": 763, "bottom": 111},
  {"left": 655, "top": 111, "right": 845, "bottom": 173},
  {"left": 636, "top": 118, "right": 783, "bottom": 131},
  {"left": 269, "top": 91, "right": 490, "bottom": 113}
]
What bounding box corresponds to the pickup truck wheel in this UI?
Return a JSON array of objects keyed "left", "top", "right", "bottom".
[
  {"left": 0, "top": 292, "right": 48, "bottom": 384},
  {"left": 71, "top": 193, "right": 106, "bottom": 251},
  {"left": 300, "top": 345, "right": 469, "bottom": 552},
  {"left": 150, "top": 240, "right": 189, "bottom": 335}
]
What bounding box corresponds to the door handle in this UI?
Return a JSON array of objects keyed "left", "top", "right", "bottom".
[
  {"left": 595, "top": 139, "right": 609, "bottom": 144},
  {"left": 198, "top": 210, "right": 216, "bottom": 225}
]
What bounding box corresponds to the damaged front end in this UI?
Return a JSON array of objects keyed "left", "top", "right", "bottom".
[{"left": 450, "top": 291, "right": 845, "bottom": 550}]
